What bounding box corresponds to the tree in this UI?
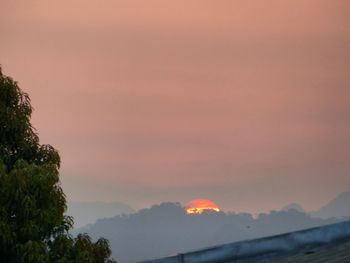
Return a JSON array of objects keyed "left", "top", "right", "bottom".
[
  {"left": 0, "top": 67, "right": 115, "bottom": 262},
  {"left": 0, "top": 68, "right": 60, "bottom": 171}
]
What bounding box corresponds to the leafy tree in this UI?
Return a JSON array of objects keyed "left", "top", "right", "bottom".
[
  {"left": 0, "top": 69, "right": 60, "bottom": 171},
  {"left": 0, "top": 67, "right": 115, "bottom": 262}
]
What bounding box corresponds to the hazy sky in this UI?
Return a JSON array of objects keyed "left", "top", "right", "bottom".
[{"left": 1, "top": 0, "right": 350, "bottom": 213}]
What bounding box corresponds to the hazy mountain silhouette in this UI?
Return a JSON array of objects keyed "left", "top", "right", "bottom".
[
  {"left": 311, "top": 192, "right": 350, "bottom": 219},
  {"left": 67, "top": 201, "right": 134, "bottom": 228},
  {"left": 75, "top": 202, "right": 345, "bottom": 263},
  {"left": 281, "top": 203, "right": 305, "bottom": 213}
]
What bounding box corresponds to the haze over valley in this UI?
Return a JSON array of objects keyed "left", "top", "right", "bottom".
[{"left": 73, "top": 192, "right": 350, "bottom": 262}]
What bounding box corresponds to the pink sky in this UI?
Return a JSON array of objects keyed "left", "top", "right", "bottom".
[{"left": 1, "top": 0, "right": 350, "bottom": 213}]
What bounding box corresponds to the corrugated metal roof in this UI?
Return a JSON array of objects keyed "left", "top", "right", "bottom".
[{"left": 276, "top": 241, "right": 350, "bottom": 263}]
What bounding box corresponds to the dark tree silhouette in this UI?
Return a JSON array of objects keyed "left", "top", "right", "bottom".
[{"left": 0, "top": 67, "right": 115, "bottom": 263}]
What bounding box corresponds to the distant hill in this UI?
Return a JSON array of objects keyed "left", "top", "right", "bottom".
[
  {"left": 311, "top": 192, "right": 350, "bottom": 219},
  {"left": 282, "top": 203, "right": 305, "bottom": 213},
  {"left": 77, "top": 202, "right": 341, "bottom": 263},
  {"left": 67, "top": 201, "right": 134, "bottom": 228}
]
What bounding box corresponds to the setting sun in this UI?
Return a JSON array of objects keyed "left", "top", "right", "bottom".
[{"left": 185, "top": 199, "right": 220, "bottom": 214}]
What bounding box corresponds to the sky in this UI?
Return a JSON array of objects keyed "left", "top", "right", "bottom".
[{"left": 1, "top": 0, "right": 350, "bottom": 213}]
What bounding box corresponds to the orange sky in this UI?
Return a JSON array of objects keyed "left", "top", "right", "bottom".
[{"left": 1, "top": 1, "right": 350, "bottom": 213}]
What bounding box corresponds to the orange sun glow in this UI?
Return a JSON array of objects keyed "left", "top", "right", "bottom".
[{"left": 185, "top": 199, "right": 220, "bottom": 214}]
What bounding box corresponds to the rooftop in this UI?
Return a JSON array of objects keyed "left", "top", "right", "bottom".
[{"left": 276, "top": 240, "right": 350, "bottom": 263}]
